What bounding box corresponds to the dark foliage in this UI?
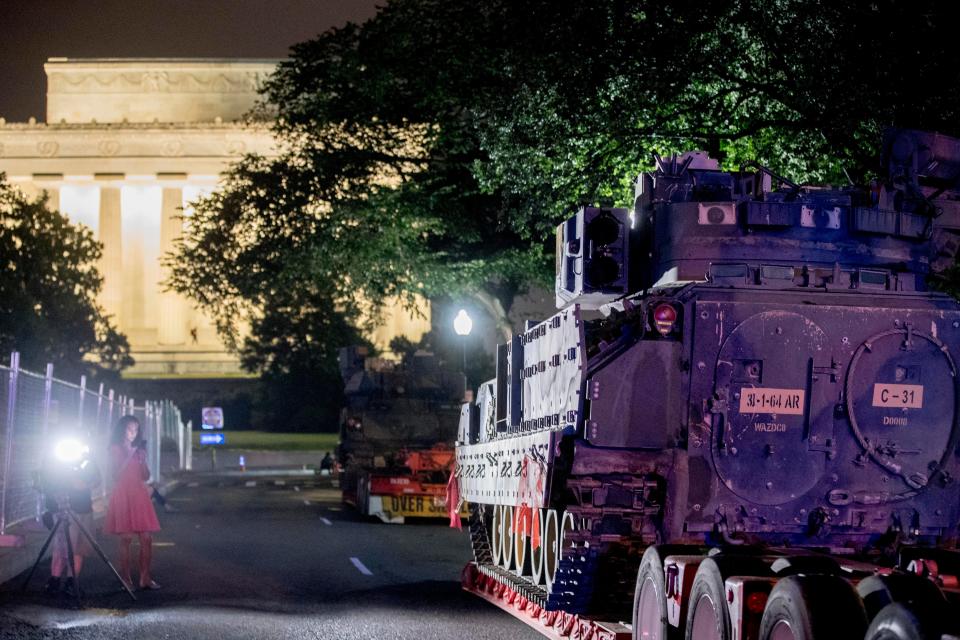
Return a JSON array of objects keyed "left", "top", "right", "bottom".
[{"left": 0, "top": 176, "right": 132, "bottom": 380}]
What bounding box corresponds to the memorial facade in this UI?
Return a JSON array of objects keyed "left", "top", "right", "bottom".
[{"left": 0, "top": 58, "right": 430, "bottom": 378}]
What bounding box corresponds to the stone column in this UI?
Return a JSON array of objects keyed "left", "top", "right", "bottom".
[
  {"left": 15, "top": 182, "right": 41, "bottom": 201},
  {"left": 158, "top": 187, "right": 186, "bottom": 345},
  {"left": 32, "top": 174, "right": 62, "bottom": 212},
  {"left": 43, "top": 186, "right": 60, "bottom": 213},
  {"left": 99, "top": 186, "right": 123, "bottom": 321}
]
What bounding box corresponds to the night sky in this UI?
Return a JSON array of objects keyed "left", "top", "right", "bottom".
[{"left": 0, "top": 0, "right": 382, "bottom": 122}]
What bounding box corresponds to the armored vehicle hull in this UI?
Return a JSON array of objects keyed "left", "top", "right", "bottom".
[{"left": 454, "top": 130, "right": 960, "bottom": 639}]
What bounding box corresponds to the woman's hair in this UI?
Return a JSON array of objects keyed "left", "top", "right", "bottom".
[{"left": 111, "top": 415, "right": 145, "bottom": 448}]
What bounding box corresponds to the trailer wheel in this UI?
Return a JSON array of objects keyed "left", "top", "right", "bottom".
[
  {"left": 685, "top": 559, "right": 731, "bottom": 640},
  {"left": 759, "top": 575, "right": 867, "bottom": 640},
  {"left": 684, "top": 556, "right": 772, "bottom": 640},
  {"left": 864, "top": 603, "right": 942, "bottom": 640},
  {"left": 633, "top": 546, "right": 681, "bottom": 640},
  {"left": 856, "top": 573, "right": 947, "bottom": 622}
]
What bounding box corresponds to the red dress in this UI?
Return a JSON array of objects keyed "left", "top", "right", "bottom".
[{"left": 104, "top": 444, "right": 161, "bottom": 534}]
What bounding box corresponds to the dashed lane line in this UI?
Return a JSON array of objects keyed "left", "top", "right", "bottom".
[
  {"left": 350, "top": 557, "right": 373, "bottom": 575},
  {"left": 320, "top": 517, "right": 332, "bottom": 526}
]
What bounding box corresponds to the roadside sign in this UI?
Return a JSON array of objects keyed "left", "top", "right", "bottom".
[
  {"left": 200, "top": 433, "right": 226, "bottom": 446},
  {"left": 201, "top": 407, "right": 224, "bottom": 430}
]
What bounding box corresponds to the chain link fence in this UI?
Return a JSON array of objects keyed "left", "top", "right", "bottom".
[{"left": 0, "top": 352, "right": 190, "bottom": 538}]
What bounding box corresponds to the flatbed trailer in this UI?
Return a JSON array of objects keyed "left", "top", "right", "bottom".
[{"left": 462, "top": 549, "right": 960, "bottom": 640}]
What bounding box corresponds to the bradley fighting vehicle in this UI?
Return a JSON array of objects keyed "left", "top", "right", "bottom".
[
  {"left": 338, "top": 346, "right": 466, "bottom": 523},
  {"left": 453, "top": 130, "right": 960, "bottom": 640}
]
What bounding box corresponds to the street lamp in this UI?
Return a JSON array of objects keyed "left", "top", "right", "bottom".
[{"left": 453, "top": 309, "right": 473, "bottom": 373}]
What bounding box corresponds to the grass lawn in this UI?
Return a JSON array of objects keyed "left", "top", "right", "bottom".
[{"left": 192, "top": 430, "right": 339, "bottom": 451}]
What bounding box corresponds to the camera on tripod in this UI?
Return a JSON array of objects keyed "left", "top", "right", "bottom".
[
  {"left": 23, "top": 433, "right": 136, "bottom": 603},
  {"left": 37, "top": 436, "right": 96, "bottom": 522}
]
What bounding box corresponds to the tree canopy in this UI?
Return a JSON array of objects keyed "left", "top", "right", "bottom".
[
  {"left": 169, "top": 0, "right": 960, "bottom": 373},
  {"left": 0, "top": 176, "right": 132, "bottom": 379}
]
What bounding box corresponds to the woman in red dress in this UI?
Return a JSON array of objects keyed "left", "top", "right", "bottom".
[{"left": 104, "top": 415, "right": 161, "bottom": 590}]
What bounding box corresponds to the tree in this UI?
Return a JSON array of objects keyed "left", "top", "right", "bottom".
[
  {"left": 0, "top": 175, "right": 132, "bottom": 380},
  {"left": 475, "top": 0, "right": 960, "bottom": 233},
  {"left": 170, "top": 0, "right": 960, "bottom": 373},
  {"left": 169, "top": 1, "right": 556, "bottom": 351}
]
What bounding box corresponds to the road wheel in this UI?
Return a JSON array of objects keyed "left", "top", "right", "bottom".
[
  {"left": 530, "top": 509, "right": 546, "bottom": 584},
  {"left": 685, "top": 559, "right": 731, "bottom": 640},
  {"left": 759, "top": 574, "right": 867, "bottom": 640},
  {"left": 864, "top": 603, "right": 942, "bottom": 640},
  {"left": 633, "top": 546, "right": 685, "bottom": 640},
  {"left": 500, "top": 506, "right": 515, "bottom": 570},
  {"left": 513, "top": 508, "right": 531, "bottom": 576},
  {"left": 543, "top": 509, "right": 560, "bottom": 589},
  {"left": 558, "top": 510, "right": 578, "bottom": 560},
  {"left": 490, "top": 505, "right": 504, "bottom": 567}
]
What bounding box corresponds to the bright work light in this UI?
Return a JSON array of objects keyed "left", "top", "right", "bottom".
[
  {"left": 453, "top": 309, "right": 473, "bottom": 336},
  {"left": 54, "top": 438, "right": 90, "bottom": 464}
]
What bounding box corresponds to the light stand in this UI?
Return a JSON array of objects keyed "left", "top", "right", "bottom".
[
  {"left": 453, "top": 309, "right": 473, "bottom": 391},
  {"left": 21, "top": 493, "right": 136, "bottom": 604}
]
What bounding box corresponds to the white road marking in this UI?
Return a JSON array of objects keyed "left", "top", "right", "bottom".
[
  {"left": 188, "top": 482, "right": 199, "bottom": 488},
  {"left": 274, "top": 480, "right": 286, "bottom": 486},
  {"left": 350, "top": 557, "right": 373, "bottom": 575},
  {"left": 153, "top": 542, "right": 176, "bottom": 547},
  {"left": 244, "top": 481, "right": 257, "bottom": 487},
  {"left": 303, "top": 500, "right": 311, "bottom": 506},
  {"left": 293, "top": 486, "right": 300, "bottom": 492},
  {"left": 320, "top": 517, "right": 332, "bottom": 526}
]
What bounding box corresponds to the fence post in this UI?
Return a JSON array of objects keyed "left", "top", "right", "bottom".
[
  {"left": 107, "top": 389, "right": 115, "bottom": 437},
  {"left": 185, "top": 419, "right": 193, "bottom": 471},
  {"left": 78, "top": 374, "right": 87, "bottom": 437},
  {"left": 41, "top": 364, "right": 54, "bottom": 440},
  {"left": 36, "top": 363, "right": 55, "bottom": 522},
  {"left": 153, "top": 402, "right": 162, "bottom": 484},
  {"left": 1, "top": 352, "right": 21, "bottom": 543},
  {"left": 96, "top": 382, "right": 104, "bottom": 445},
  {"left": 175, "top": 402, "right": 185, "bottom": 470}
]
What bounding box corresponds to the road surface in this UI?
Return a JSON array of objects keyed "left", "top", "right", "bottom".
[{"left": 0, "top": 475, "right": 541, "bottom": 640}]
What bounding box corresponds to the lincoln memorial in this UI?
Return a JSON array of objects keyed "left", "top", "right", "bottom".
[{"left": 0, "top": 58, "right": 430, "bottom": 378}]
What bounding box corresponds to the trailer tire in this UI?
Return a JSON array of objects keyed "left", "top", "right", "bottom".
[
  {"left": 759, "top": 574, "right": 867, "bottom": 640},
  {"left": 685, "top": 559, "right": 731, "bottom": 640},
  {"left": 685, "top": 555, "right": 771, "bottom": 640},
  {"left": 633, "top": 546, "right": 686, "bottom": 640},
  {"left": 856, "top": 573, "right": 947, "bottom": 622},
  {"left": 864, "top": 603, "right": 943, "bottom": 640}
]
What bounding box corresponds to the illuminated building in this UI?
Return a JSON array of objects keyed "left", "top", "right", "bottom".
[{"left": 0, "top": 58, "right": 430, "bottom": 378}]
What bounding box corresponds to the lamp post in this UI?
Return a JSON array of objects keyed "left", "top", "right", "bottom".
[{"left": 453, "top": 309, "right": 473, "bottom": 375}]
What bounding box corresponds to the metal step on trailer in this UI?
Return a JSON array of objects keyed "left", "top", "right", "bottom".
[{"left": 461, "top": 563, "right": 631, "bottom": 640}]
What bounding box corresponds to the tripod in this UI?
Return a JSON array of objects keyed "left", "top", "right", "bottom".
[{"left": 21, "top": 495, "right": 137, "bottom": 605}]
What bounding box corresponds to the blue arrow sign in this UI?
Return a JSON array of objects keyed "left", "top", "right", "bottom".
[{"left": 200, "top": 433, "right": 226, "bottom": 446}]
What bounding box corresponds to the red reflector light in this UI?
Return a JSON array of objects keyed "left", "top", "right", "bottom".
[
  {"left": 653, "top": 304, "right": 678, "bottom": 335},
  {"left": 746, "top": 591, "right": 768, "bottom": 614}
]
